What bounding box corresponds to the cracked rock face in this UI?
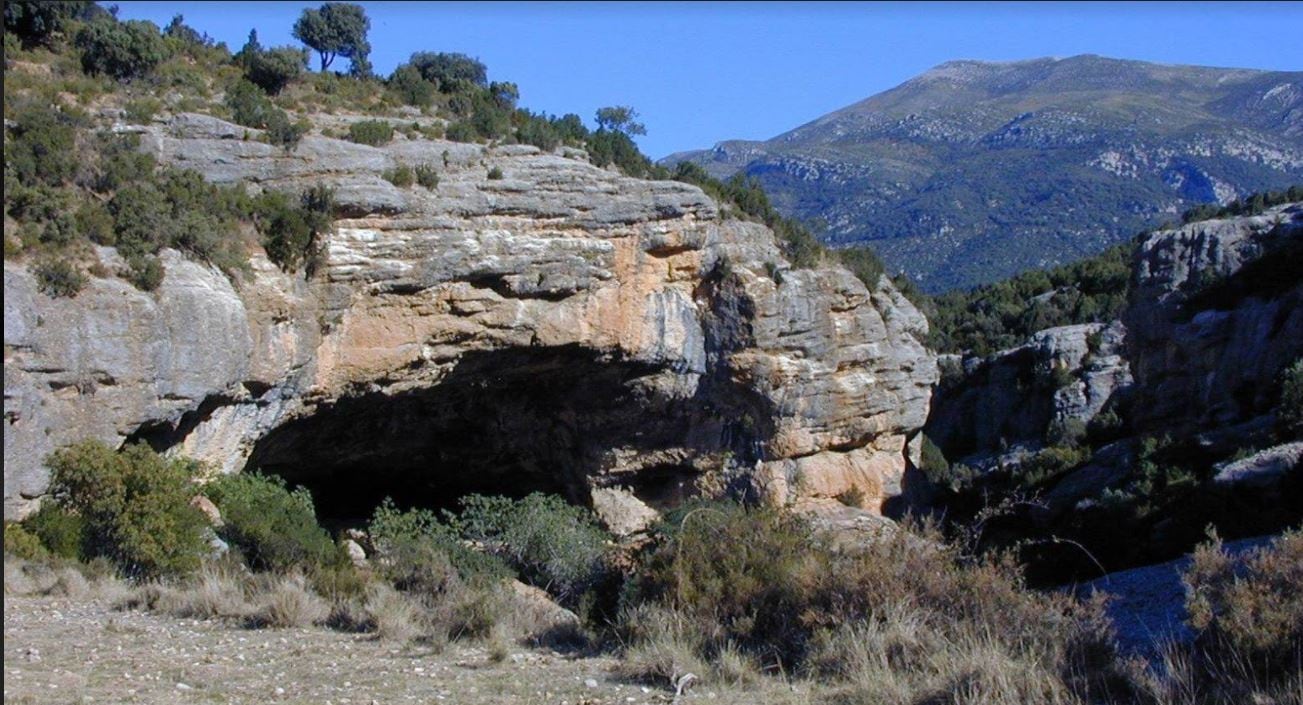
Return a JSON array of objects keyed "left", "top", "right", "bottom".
[
  {"left": 1126, "top": 203, "right": 1303, "bottom": 435},
  {"left": 4, "top": 114, "right": 937, "bottom": 521},
  {"left": 926, "top": 321, "right": 1132, "bottom": 466}
]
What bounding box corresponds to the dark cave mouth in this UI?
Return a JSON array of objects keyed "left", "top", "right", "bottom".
[{"left": 241, "top": 346, "right": 769, "bottom": 527}]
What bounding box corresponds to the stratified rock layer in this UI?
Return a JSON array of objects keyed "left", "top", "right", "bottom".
[{"left": 4, "top": 114, "right": 937, "bottom": 520}]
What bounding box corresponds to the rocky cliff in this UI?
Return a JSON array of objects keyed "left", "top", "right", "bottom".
[
  {"left": 4, "top": 114, "right": 937, "bottom": 525},
  {"left": 921, "top": 203, "right": 1301, "bottom": 580}
]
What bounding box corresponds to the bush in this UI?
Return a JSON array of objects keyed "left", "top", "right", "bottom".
[
  {"left": 367, "top": 499, "right": 509, "bottom": 593},
  {"left": 623, "top": 501, "right": 1122, "bottom": 698},
  {"left": 1279, "top": 358, "right": 1303, "bottom": 440},
  {"left": 46, "top": 440, "right": 208, "bottom": 578},
  {"left": 444, "top": 121, "right": 479, "bottom": 143},
  {"left": 414, "top": 163, "right": 439, "bottom": 190},
  {"left": 347, "top": 119, "right": 393, "bottom": 146},
  {"left": 4, "top": 0, "right": 92, "bottom": 46},
  {"left": 124, "top": 255, "right": 165, "bottom": 291},
  {"left": 1182, "top": 529, "right": 1303, "bottom": 697},
  {"left": 408, "top": 51, "right": 487, "bottom": 88},
  {"left": 486, "top": 166, "right": 504, "bottom": 180},
  {"left": 33, "top": 257, "right": 87, "bottom": 298},
  {"left": 387, "top": 63, "right": 435, "bottom": 108},
  {"left": 4, "top": 101, "right": 80, "bottom": 188},
  {"left": 225, "top": 79, "right": 283, "bottom": 130},
  {"left": 4, "top": 522, "right": 49, "bottom": 561},
  {"left": 253, "top": 186, "right": 333, "bottom": 273},
  {"left": 382, "top": 164, "right": 414, "bottom": 187},
  {"left": 203, "top": 473, "right": 335, "bottom": 573},
  {"left": 244, "top": 46, "right": 307, "bottom": 95},
  {"left": 75, "top": 18, "right": 171, "bottom": 80},
  {"left": 453, "top": 493, "right": 611, "bottom": 605},
  {"left": 22, "top": 502, "right": 86, "bottom": 560},
  {"left": 124, "top": 97, "right": 162, "bottom": 123}
]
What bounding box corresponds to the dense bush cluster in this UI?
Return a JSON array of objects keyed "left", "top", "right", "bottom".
[
  {"left": 927, "top": 241, "right": 1133, "bottom": 355},
  {"left": 6, "top": 435, "right": 1300, "bottom": 702},
  {"left": 42, "top": 440, "right": 208, "bottom": 578}
]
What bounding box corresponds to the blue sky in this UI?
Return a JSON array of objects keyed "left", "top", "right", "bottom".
[{"left": 113, "top": 2, "right": 1303, "bottom": 159}]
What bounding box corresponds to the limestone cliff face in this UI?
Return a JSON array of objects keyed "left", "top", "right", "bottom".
[
  {"left": 927, "top": 321, "right": 1132, "bottom": 467},
  {"left": 925, "top": 202, "right": 1301, "bottom": 476},
  {"left": 1125, "top": 203, "right": 1303, "bottom": 435},
  {"left": 3, "top": 114, "right": 937, "bottom": 522}
]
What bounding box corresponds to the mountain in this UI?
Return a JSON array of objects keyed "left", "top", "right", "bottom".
[{"left": 663, "top": 55, "right": 1303, "bottom": 291}]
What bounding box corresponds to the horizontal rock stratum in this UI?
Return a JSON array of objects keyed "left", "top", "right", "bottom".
[{"left": 3, "top": 114, "right": 937, "bottom": 524}]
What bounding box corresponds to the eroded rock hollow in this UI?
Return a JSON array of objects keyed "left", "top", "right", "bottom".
[{"left": 4, "top": 114, "right": 938, "bottom": 526}]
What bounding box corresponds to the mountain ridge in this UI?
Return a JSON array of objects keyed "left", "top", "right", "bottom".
[{"left": 664, "top": 54, "right": 1303, "bottom": 291}]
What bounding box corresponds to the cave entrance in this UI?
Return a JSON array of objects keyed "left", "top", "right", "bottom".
[{"left": 244, "top": 345, "right": 768, "bottom": 527}]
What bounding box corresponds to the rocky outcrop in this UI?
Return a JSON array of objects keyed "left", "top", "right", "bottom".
[
  {"left": 926, "top": 321, "right": 1131, "bottom": 466},
  {"left": 3, "top": 114, "right": 937, "bottom": 521},
  {"left": 1125, "top": 203, "right": 1303, "bottom": 435},
  {"left": 1213, "top": 442, "right": 1303, "bottom": 488}
]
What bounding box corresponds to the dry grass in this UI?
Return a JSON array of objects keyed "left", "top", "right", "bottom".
[
  {"left": 620, "top": 504, "right": 1127, "bottom": 702},
  {"left": 246, "top": 573, "right": 329, "bottom": 628},
  {"left": 362, "top": 582, "right": 419, "bottom": 643},
  {"left": 4, "top": 556, "right": 127, "bottom": 602}
]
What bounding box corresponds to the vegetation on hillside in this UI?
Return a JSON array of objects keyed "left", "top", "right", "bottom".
[
  {"left": 925, "top": 186, "right": 1301, "bottom": 355},
  {"left": 4, "top": 0, "right": 896, "bottom": 298},
  {"left": 8, "top": 438, "right": 1301, "bottom": 703}
]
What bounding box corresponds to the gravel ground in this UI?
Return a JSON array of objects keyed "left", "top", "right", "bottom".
[{"left": 3, "top": 594, "right": 811, "bottom": 705}]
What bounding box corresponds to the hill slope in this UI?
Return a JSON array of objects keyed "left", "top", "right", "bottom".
[{"left": 664, "top": 55, "right": 1303, "bottom": 291}]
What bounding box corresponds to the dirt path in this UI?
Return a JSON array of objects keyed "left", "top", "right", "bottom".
[{"left": 3, "top": 595, "right": 809, "bottom": 705}]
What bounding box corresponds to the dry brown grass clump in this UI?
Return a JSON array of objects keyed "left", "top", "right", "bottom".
[
  {"left": 246, "top": 573, "right": 330, "bottom": 628},
  {"left": 619, "top": 502, "right": 1128, "bottom": 703},
  {"left": 1153, "top": 528, "right": 1303, "bottom": 705}
]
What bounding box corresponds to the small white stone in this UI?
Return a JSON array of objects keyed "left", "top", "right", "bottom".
[
  {"left": 176, "top": 683, "right": 192, "bottom": 691},
  {"left": 584, "top": 678, "right": 599, "bottom": 688}
]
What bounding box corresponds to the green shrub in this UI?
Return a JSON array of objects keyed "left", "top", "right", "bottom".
[
  {"left": 1279, "top": 358, "right": 1303, "bottom": 440},
  {"left": 414, "top": 164, "right": 439, "bottom": 190},
  {"left": 124, "top": 255, "right": 165, "bottom": 291},
  {"left": 124, "top": 96, "right": 163, "bottom": 123},
  {"left": 243, "top": 46, "right": 307, "bottom": 96},
  {"left": 4, "top": 0, "right": 92, "bottom": 47},
  {"left": 1018, "top": 443, "right": 1089, "bottom": 487},
  {"left": 46, "top": 440, "right": 207, "bottom": 578},
  {"left": 486, "top": 166, "right": 503, "bottom": 180},
  {"left": 4, "top": 522, "right": 49, "bottom": 561},
  {"left": 453, "top": 493, "right": 611, "bottom": 604},
  {"left": 367, "top": 498, "right": 509, "bottom": 593},
  {"left": 387, "top": 63, "right": 435, "bottom": 107},
  {"left": 252, "top": 185, "right": 333, "bottom": 273},
  {"left": 444, "top": 121, "right": 479, "bottom": 143},
  {"left": 382, "top": 164, "right": 414, "bottom": 187},
  {"left": 75, "top": 18, "right": 171, "bottom": 80},
  {"left": 4, "top": 100, "right": 80, "bottom": 188},
  {"left": 408, "top": 51, "right": 487, "bottom": 88},
  {"left": 347, "top": 119, "right": 393, "bottom": 146},
  {"left": 22, "top": 502, "right": 86, "bottom": 560},
  {"left": 265, "top": 114, "right": 309, "bottom": 150},
  {"left": 33, "top": 257, "right": 87, "bottom": 298},
  {"left": 203, "top": 473, "right": 336, "bottom": 572}
]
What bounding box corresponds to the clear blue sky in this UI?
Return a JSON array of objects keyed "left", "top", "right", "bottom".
[{"left": 113, "top": 1, "right": 1303, "bottom": 159}]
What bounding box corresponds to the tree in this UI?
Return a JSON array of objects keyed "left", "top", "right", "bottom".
[
  {"left": 246, "top": 46, "right": 308, "bottom": 95},
  {"left": 75, "top": 18, "right": 171, "bottom": 80},
  {"left": 4, "top": 0, "right": 92, "bottom": 46},
  {"left": 408, "top": 51, "right": 487, "bottom": 89},
  {"left": 291, "top": 2, "right": 370, "bottom": 72},
  {"left": 595, "top": 106, "right": 646, "bottom": 136}
]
